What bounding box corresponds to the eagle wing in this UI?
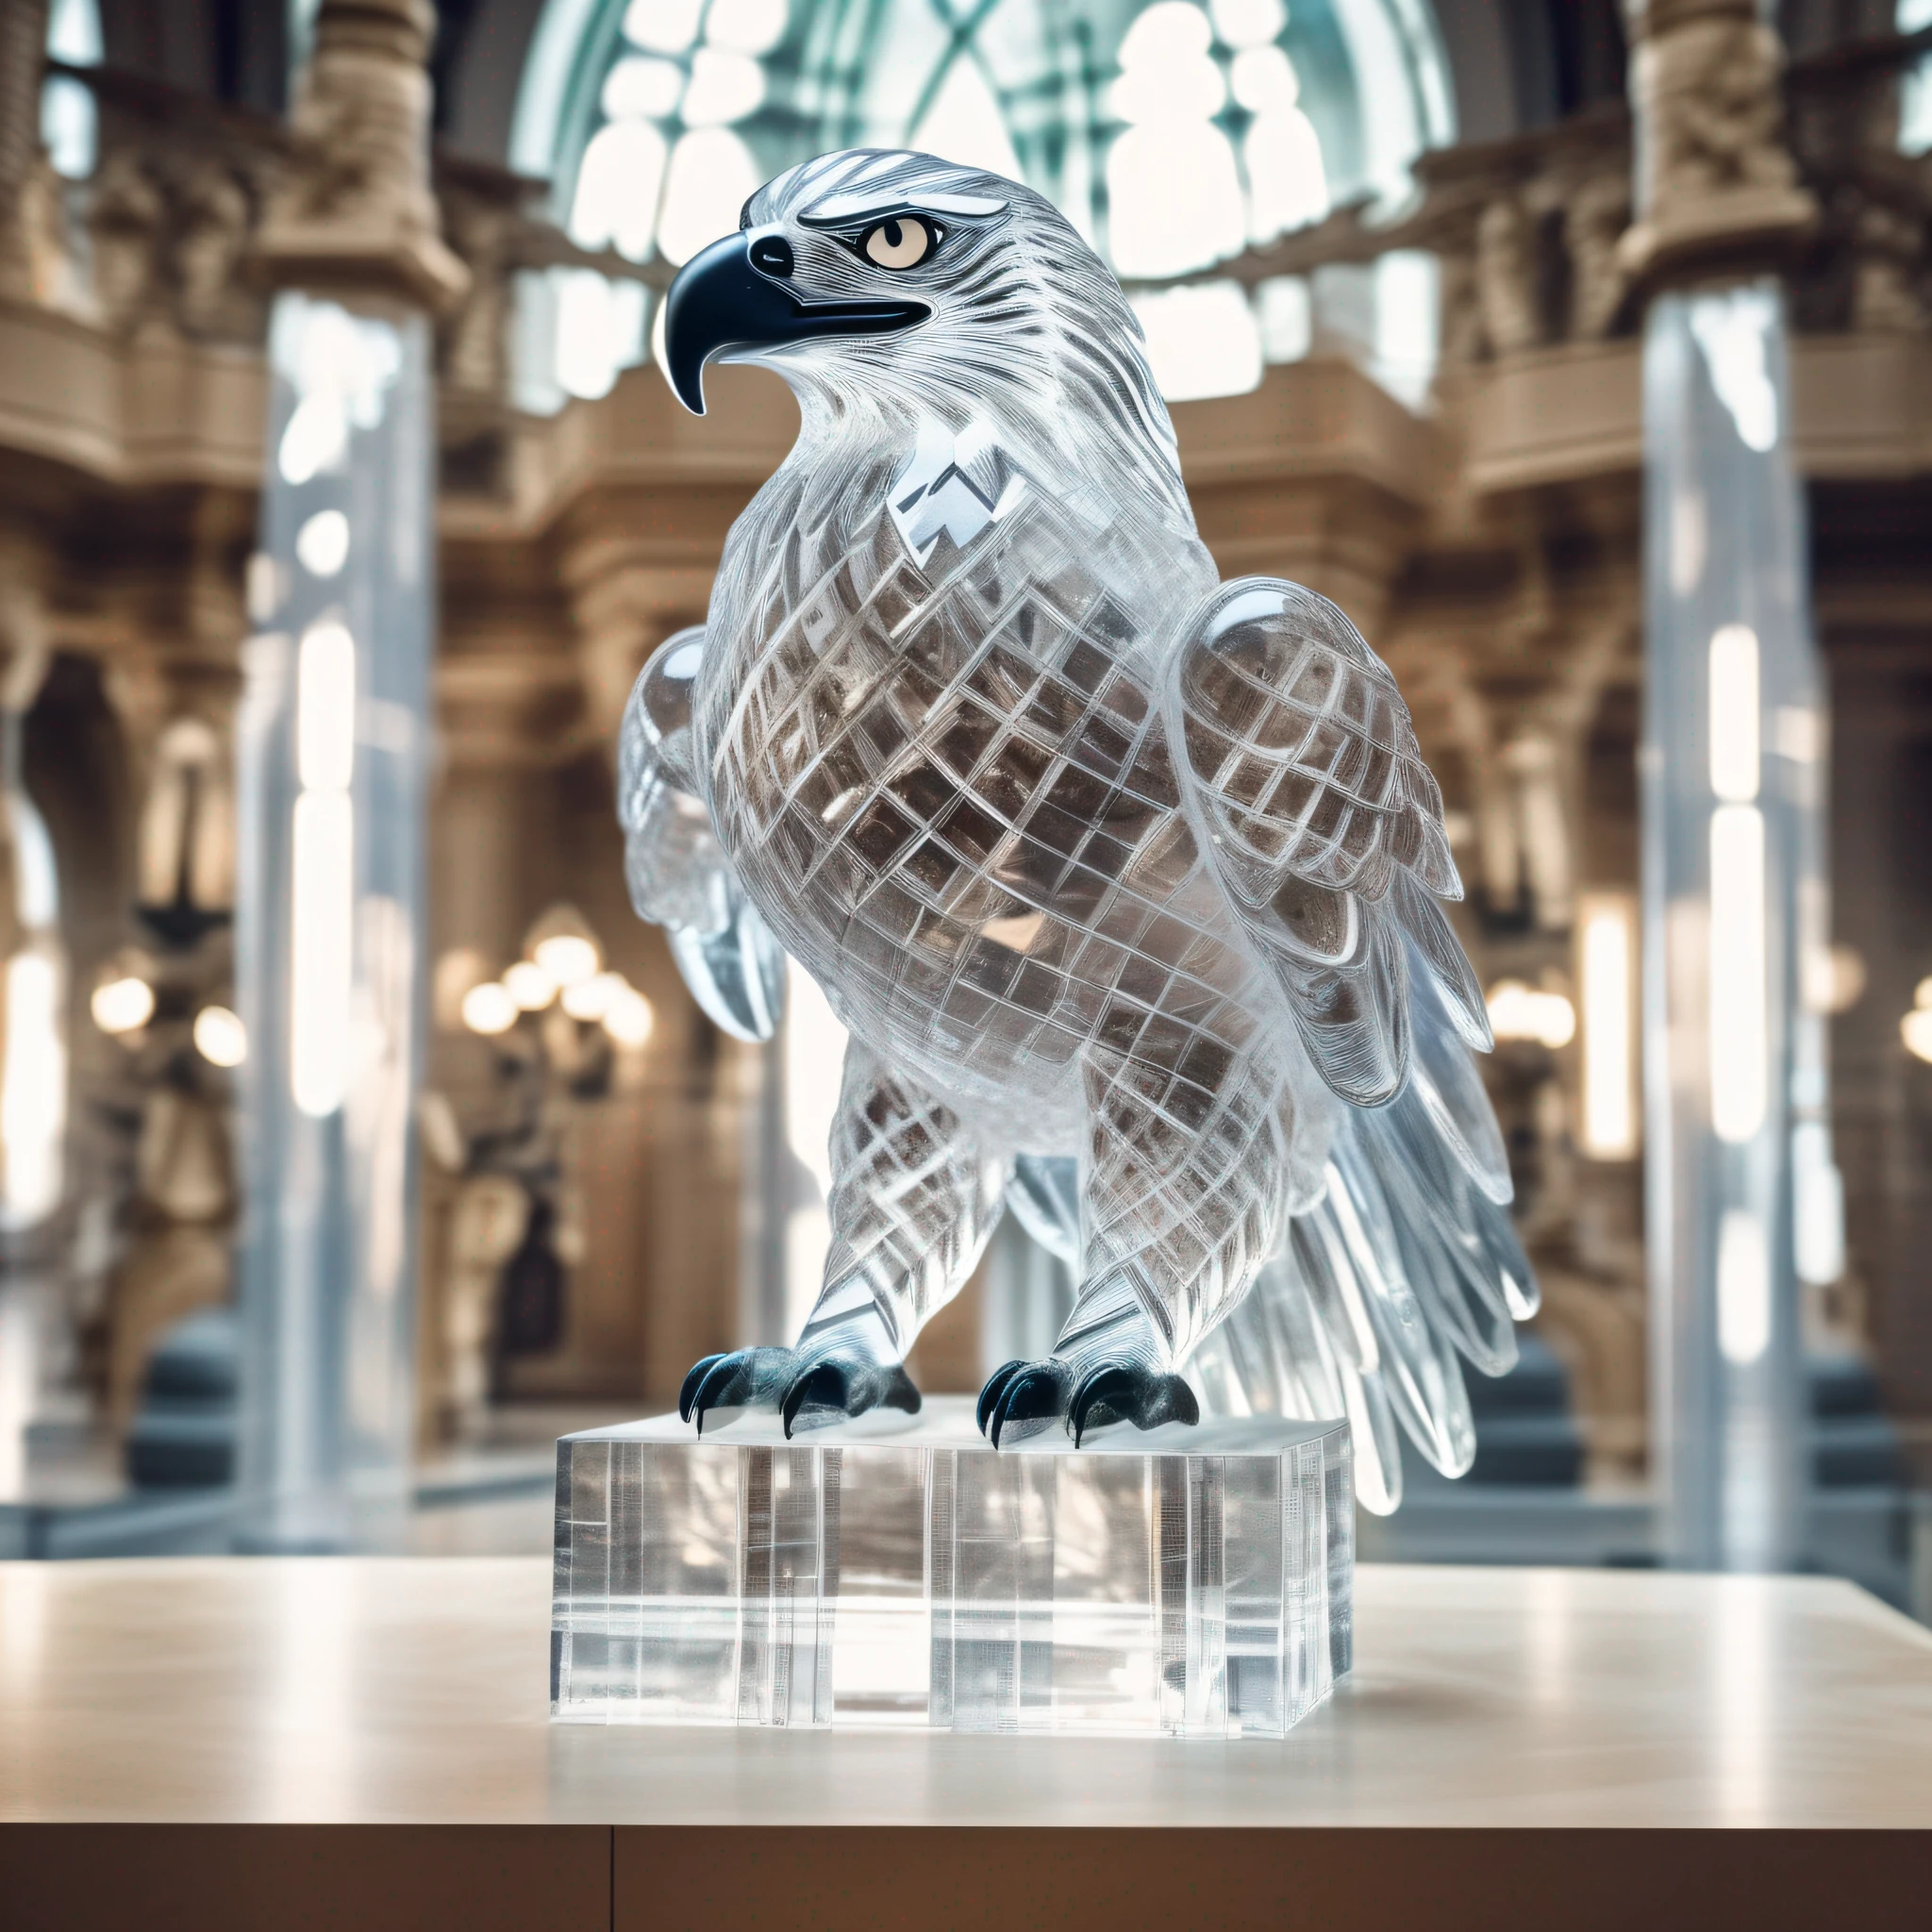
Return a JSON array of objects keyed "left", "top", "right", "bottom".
[
  {"left": 1163, "top": 577, "right": 1489, "bottom": 1104},
  {"left": 618, "top": 627, "right": 787, "bottom": 1042},
  {"left": 1163, "top": 579, "right": 1537, "bottom": 1510}
]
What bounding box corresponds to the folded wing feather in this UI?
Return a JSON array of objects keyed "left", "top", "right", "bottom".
[
  {"left": 1164, "top": 578, "right": 1488, "bottom": 1106},
  {"left": 1166, "top": 578, "right": 1537, "bottom": 1511},
  {"left": 618, "top": 627, "right": 788, "bottom": 1043}
]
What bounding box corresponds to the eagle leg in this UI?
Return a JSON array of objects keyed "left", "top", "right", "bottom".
[{"left": 678, "top": 1044, "right": 1007, "bottom": 1438}]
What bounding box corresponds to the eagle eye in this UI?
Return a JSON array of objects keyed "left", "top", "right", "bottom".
[{"left": 861, "top": 216, "right": 937, "bottom": 270}]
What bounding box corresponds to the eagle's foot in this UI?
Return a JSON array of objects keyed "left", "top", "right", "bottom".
[
  {"left": 678, "top": 1348, "right": 921, "bottom": 1438},
  {"left": 976, "top": 1357, "right": 1071, "bottom": 1447},
  {"left": 1068, "top": 1363, "right": 1199, "bottom": 1446},
  {"left": 976, "top": 1358, "right": 1201, "bottom": 1448}
]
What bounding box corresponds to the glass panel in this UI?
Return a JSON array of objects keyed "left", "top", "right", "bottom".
[
  {"left": 1641, "top": 282, "right": 1824, "bottom": 1572},
  {"left": 235, "top": 294, "right": 436, "bottom": 1551}
]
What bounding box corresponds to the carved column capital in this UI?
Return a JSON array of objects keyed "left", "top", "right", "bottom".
[
  {"left": 1619, "top": 0, "right": 1815, "bottom": 289},
  {"left": 253, "top": 0, "right": 468, "bottom": 313}
]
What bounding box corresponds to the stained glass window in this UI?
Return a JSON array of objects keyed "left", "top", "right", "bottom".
[{"left": 510, "top": 0, "right": 1454, "bottom": 406}]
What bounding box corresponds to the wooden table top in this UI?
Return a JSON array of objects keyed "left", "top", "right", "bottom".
[{"left": 4, "top": 1556, "right": 1930, "bottom": 1829}]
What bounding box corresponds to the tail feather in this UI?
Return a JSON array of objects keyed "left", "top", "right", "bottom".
[
  {"left": 1199, "top": 1041, "right": 1537, "bottom": 1510},
  {"left": 1191, "top": 1247, "right": 1407, "bottom": 1512},
  {"left": 1407, "top": 947, "right": 1513, "bottom": 1206}
]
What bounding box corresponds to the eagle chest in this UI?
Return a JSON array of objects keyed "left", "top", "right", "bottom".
[{"left": 719, "top": 490, "right": 1191, "bottom": 959}]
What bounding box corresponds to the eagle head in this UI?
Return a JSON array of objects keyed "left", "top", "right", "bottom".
[{"left": 661, "top": 149, "right": 1153, "bottom": 432}]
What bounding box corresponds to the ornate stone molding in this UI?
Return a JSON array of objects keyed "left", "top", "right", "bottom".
[
  {"left": 1619, "top": 0, "right": 1816, "bottom": 288},
  {"left": 252, "top": 0, "right": 468, "bottom": 313}
]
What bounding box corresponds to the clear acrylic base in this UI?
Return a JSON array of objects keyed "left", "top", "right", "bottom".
[{"left": 551, "top": 1398, "right": 1352, "bottom": 1738}]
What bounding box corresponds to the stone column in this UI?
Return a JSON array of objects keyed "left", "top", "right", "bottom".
[
  {"left": 233, "top": 0, "right": 467, "bottom": 1550},
  {"left": 1622, "top": 0, "right": 1826, "bottom": 1572}
]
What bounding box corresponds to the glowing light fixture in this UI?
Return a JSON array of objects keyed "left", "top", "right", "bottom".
[
  {"left": 1578, "top": 895, "right": 1637, "bottom": 1159},
  {"left": 1485, "top": 978, "right": 1576, "bottom": 1050},
  {"left": 526, "top": 905, "right": 601, "bottom": 991},
  {"left": 504, "top": 959, "right": 556, "bottom": 1010},
  {"left": 1792, "top": 1119, "right": 1844, "bottom": 1288},
  {"left": 561, "top": 970, "right": 626, "bottom": 1022},
  {"left": 461, "top": 982, "right": 519, "bottom": 1036},
  {"left": 193, "top": 1004, "right": 247, "bottom": 1068},
  {"left": 294, "top": 509, "right": 350, "bottom": 578},
  {"left": 1716, "top": 1207, "right": 1770, "bottom": 1365},
  {"left": 91, "top": 974, "right": 155, "bottom": 1035},
  {"left": 296, "top": 621, "right": 356, "bottom": 791},
  {"left": 602, "top": 985, "right": 656, "bottom": 1049},
  {"left": 534, "top": 933, "right": 598, "bottom": 988},
  {"left": 1901, "top": 989, "right": 1932, "bottom": 1063},
  {"left": 290, "top": 792, "right": 353, "bottom": 1116},
  {"left": 1708, "top": 804, "right": 1767, "bottom": 1142}
]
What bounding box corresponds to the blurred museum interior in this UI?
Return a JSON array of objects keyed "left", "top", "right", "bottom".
[{"left": 0, "top": 0, "right": 1930, "bottom": 1608}]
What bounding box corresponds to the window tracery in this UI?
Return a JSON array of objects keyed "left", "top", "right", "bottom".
[{"left": 512, "top": 0, "right": 1452, "bottom": 406}]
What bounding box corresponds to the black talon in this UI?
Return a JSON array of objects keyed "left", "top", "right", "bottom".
[
  {"left": 989, "top": 1363, "right": 1069, "bottom": 1449},
  {"left": 1070, "top": 1365, "right": 1137, "bottom": 1447},
  {"left": 679, "top": 1346, "right": 923, "bottom": 1436},
  {"left": 690, "top": 1354, "right": 755, "bottom": 1434},
  {"left": 976, "top": 1360, "right": 1027, "bottom": 1438},
  {"left": 680, "top": 1355, "right": 725, "bottom": 1424},
  {"left": 1069, "top": 1364, "right": 1199, "bottom": 1445},
  {"left": 781, "top": 1361, "right": 850, "bottom": 1439}
]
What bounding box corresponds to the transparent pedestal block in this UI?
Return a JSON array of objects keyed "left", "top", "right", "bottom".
[{"left": 551, "top": 1398, "right": 1352, "bottom": 1738}]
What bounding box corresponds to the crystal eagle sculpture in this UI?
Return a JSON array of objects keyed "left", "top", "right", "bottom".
[{"left": 617, "top": 150, "right": 1536, "bottom": 1512}]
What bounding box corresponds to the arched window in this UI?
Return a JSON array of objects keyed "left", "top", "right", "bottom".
[
  {"left": 42, "top": 0, "right": 103, "bottom": 180},
  {"left": 510, "top": 0, "right": 1453, "bottom": 406}
]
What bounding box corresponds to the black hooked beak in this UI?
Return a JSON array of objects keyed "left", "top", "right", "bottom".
[{"left": 662, "top": 228, "right": 931, "bottom": 415}]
